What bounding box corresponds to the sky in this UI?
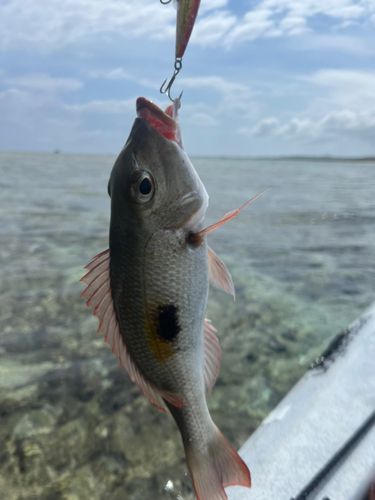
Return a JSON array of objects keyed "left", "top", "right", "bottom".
[{"left": 0, "top": 0, "right": 375, "bottom": 157}]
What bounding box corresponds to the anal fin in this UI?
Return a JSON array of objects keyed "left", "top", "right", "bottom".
[{"left": 203, "top": 319, "right": 221, "bottom": 397}]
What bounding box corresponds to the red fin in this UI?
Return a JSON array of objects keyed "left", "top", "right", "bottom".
[
  {"left": 159, "top": 389, "right": 184, "bottom": 408},
  {"left": 207, "top": 246, "right": 235, "bottom": 300},
  {"left": 189, "top": 189, "right": 270, "bottom": 247},
  {"left": 203, "top": 319, "right": 221, "bottom": 397},
  {"left": 80, "top": 250, "right": 184, "bottom": 412},
  {"left": 185, "top": 424, "right": 251, "bottom": 500},
  {"left": 84, "top": 249, "right": 110, "bottom": 269}
]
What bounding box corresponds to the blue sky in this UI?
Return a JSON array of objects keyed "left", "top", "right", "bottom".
[{"left": 1, "top": 0, "right": 375, "bottom": 156}]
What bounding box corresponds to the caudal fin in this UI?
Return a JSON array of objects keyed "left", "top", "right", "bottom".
[{"left": 185, "top": 425, "right": 251, "bottom": 500}]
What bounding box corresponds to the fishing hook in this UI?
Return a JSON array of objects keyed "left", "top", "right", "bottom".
[
  {"left": 160, "top": 0, "right": 172, "bottom": 4},
  {"left": 160, "top": 58, "right": 183, "bottom": 102}
]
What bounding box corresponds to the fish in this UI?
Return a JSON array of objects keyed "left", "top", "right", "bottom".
[{"left": 80, "top": 97, "right": 260, "bottom": 500}]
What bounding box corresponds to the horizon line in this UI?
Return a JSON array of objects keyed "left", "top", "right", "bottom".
[{"left": 1, "top": 150, "right": 375, "bottom": 163}]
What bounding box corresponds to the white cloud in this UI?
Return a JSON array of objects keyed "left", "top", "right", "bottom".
[
  {"left": 318, "top": 109, "right": 375, "bottom": 138},
  {"left": 279, "top": 118, "right": 312, "bottom": 136},
  {"left": 199, "top": 0, "right": 229, "bottom": 13},
  {"left": 86, "top": 68, "right": 254, "bottom": 123},
  {"left": 70, "top": 71, "right": 255, "bottom": 125},
  {"left": 79, "top": 72, "right": 257, "bottom": 131},
  {"left": 87, "top": 68, "right": 133, "bottom": 81},
  {"left": 2, "top": 74, "right": 83, "bottom": 93},
  {"left": 86, "top": 68, "right": 156, "bottom": 92},
  {"left": 224, "top": 0, "right": 375, "bottom": 48},
  {"left": 304, "top": 68, "right": 375, "bottom": 91},
  {"left": 260, "top": 0, "right": 367, "bottom": 20},
  {"left": 151, "top": 24, "right": 175, "bottom": 41},
  {"left": 190, "top": 10, "right": 237, "bottom": 46},
  {"left": 177, "top": 74, "right": 257, "bottom": 117},
  {"left": 245, "top": 117, "right": 281, "bottom": 137},
  {"left": 66, "top": 98, "right": 134, "bottom": 114},
  {"left": 186, "top": 112, "right": 219, "bottom": 127},
  {"left": 244, "top": 108, "right": 375, "bottom": 142},
  {"left": 240, "top": 67, "right": 375, "bottom": 147},
  {"left": 0, "top": 74, "right": 135, "bottom": 152},
  {"left": 294, "top": 34, "right": 375, "bottom": 55},
  {"left": 87, "top": 71, "right": 254, "bottom": 109},
  {"left": 1, "top": 0, "right": 374, "bottom": 53},
  {"left": 0, "top": 88, "right": 46, "bottom": 113},
  {"left": 0, "top": 0, "right": 175, "bottom": 52},
  {"left": 0, "top": 0, "right": 232, "bottom": 53},
  {"left": 302, "top": 69, "right": 375, "bottom": 110},
  {"left": 225, "top": 9, "right": 274, "bottom": 46},
  {"left": 0, "top": 74, "right": 84, "bottom": 130},
  {"left": 279, "top": 16, "right": 309, "bottom": 36},
  {"left": 0, "top": 73, "right": 83, "bottom": 150},
  {"left": 0, "top": 86, "right": 72, "bottom": 148},
  {"left": 178, "top": 75, "right": 249, "bottom": 95}
]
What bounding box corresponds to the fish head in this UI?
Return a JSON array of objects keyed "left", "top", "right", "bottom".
[{"left": 108, "top": 97, "right": 208, "bottom": 233}]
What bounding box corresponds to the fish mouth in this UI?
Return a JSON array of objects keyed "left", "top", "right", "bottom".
[{"left": 136, "top": 97, "right": 180, "bottom": 146}]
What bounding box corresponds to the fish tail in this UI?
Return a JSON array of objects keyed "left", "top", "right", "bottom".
[{"left": 185, "top": 424, "right": 251, "bottom": 500}]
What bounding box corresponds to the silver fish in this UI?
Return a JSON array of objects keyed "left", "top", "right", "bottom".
[{"left": 81, "top": 97, "right": 259, "bottom": 500}]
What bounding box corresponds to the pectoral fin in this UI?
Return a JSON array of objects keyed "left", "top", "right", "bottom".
[
  {"left": 208, "top": 246, "right": 235, "bottom": 299},
  {"left": 80, "top": 250, "right": 183, "bottom": 412},
  {"left": 188, "top": 189, "right": 270, "bottom": 247}
]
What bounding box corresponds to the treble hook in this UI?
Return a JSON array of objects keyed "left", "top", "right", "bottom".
[{"left": 160, "top": 59, "right": 183, "bottom": 102}]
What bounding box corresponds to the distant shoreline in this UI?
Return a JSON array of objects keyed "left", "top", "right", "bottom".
[
  {"left": 1, "top": 150, "right": 374, "bottom": 164},
  {"left": 192, "top": 155, "right": 375, "bottom": 164}
]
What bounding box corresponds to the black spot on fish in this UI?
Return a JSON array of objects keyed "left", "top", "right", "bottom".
[{"left": 157, "top": 305, "right": 181, "bottom": 342}]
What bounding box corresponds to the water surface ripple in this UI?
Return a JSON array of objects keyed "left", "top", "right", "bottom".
[{"left": 1, "top": 152, "right": 374, "bottom": 499}]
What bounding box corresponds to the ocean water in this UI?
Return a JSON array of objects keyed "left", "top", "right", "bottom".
[{"left": 0, "top": 151, "right": 374, "bottom": 500}]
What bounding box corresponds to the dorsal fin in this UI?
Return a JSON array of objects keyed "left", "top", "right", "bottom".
[
  {"left": 80, "top": 250, "right": 183, "bottom": 412},
  {"left": 207, "top": 246, "right": 235, "bottom": 300},
  {"left": 203, "top": 319, "right": 221, "bottom": 397}
]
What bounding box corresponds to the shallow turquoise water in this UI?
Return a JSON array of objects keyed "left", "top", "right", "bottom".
[{"left": 0, "top": 151, "right": 374, "bottom": 499}]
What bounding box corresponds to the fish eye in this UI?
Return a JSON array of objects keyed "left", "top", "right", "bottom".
[
  {"left": 131, "top": 171, "right": 155, "bottom": 203},
  {"left": 139, "top": 177, "right": 152, "bottom": 195}
]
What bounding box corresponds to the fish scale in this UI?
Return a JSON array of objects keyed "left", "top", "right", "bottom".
[{"left": 143, "top": 228, "right": 208, "bottom": 394}]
